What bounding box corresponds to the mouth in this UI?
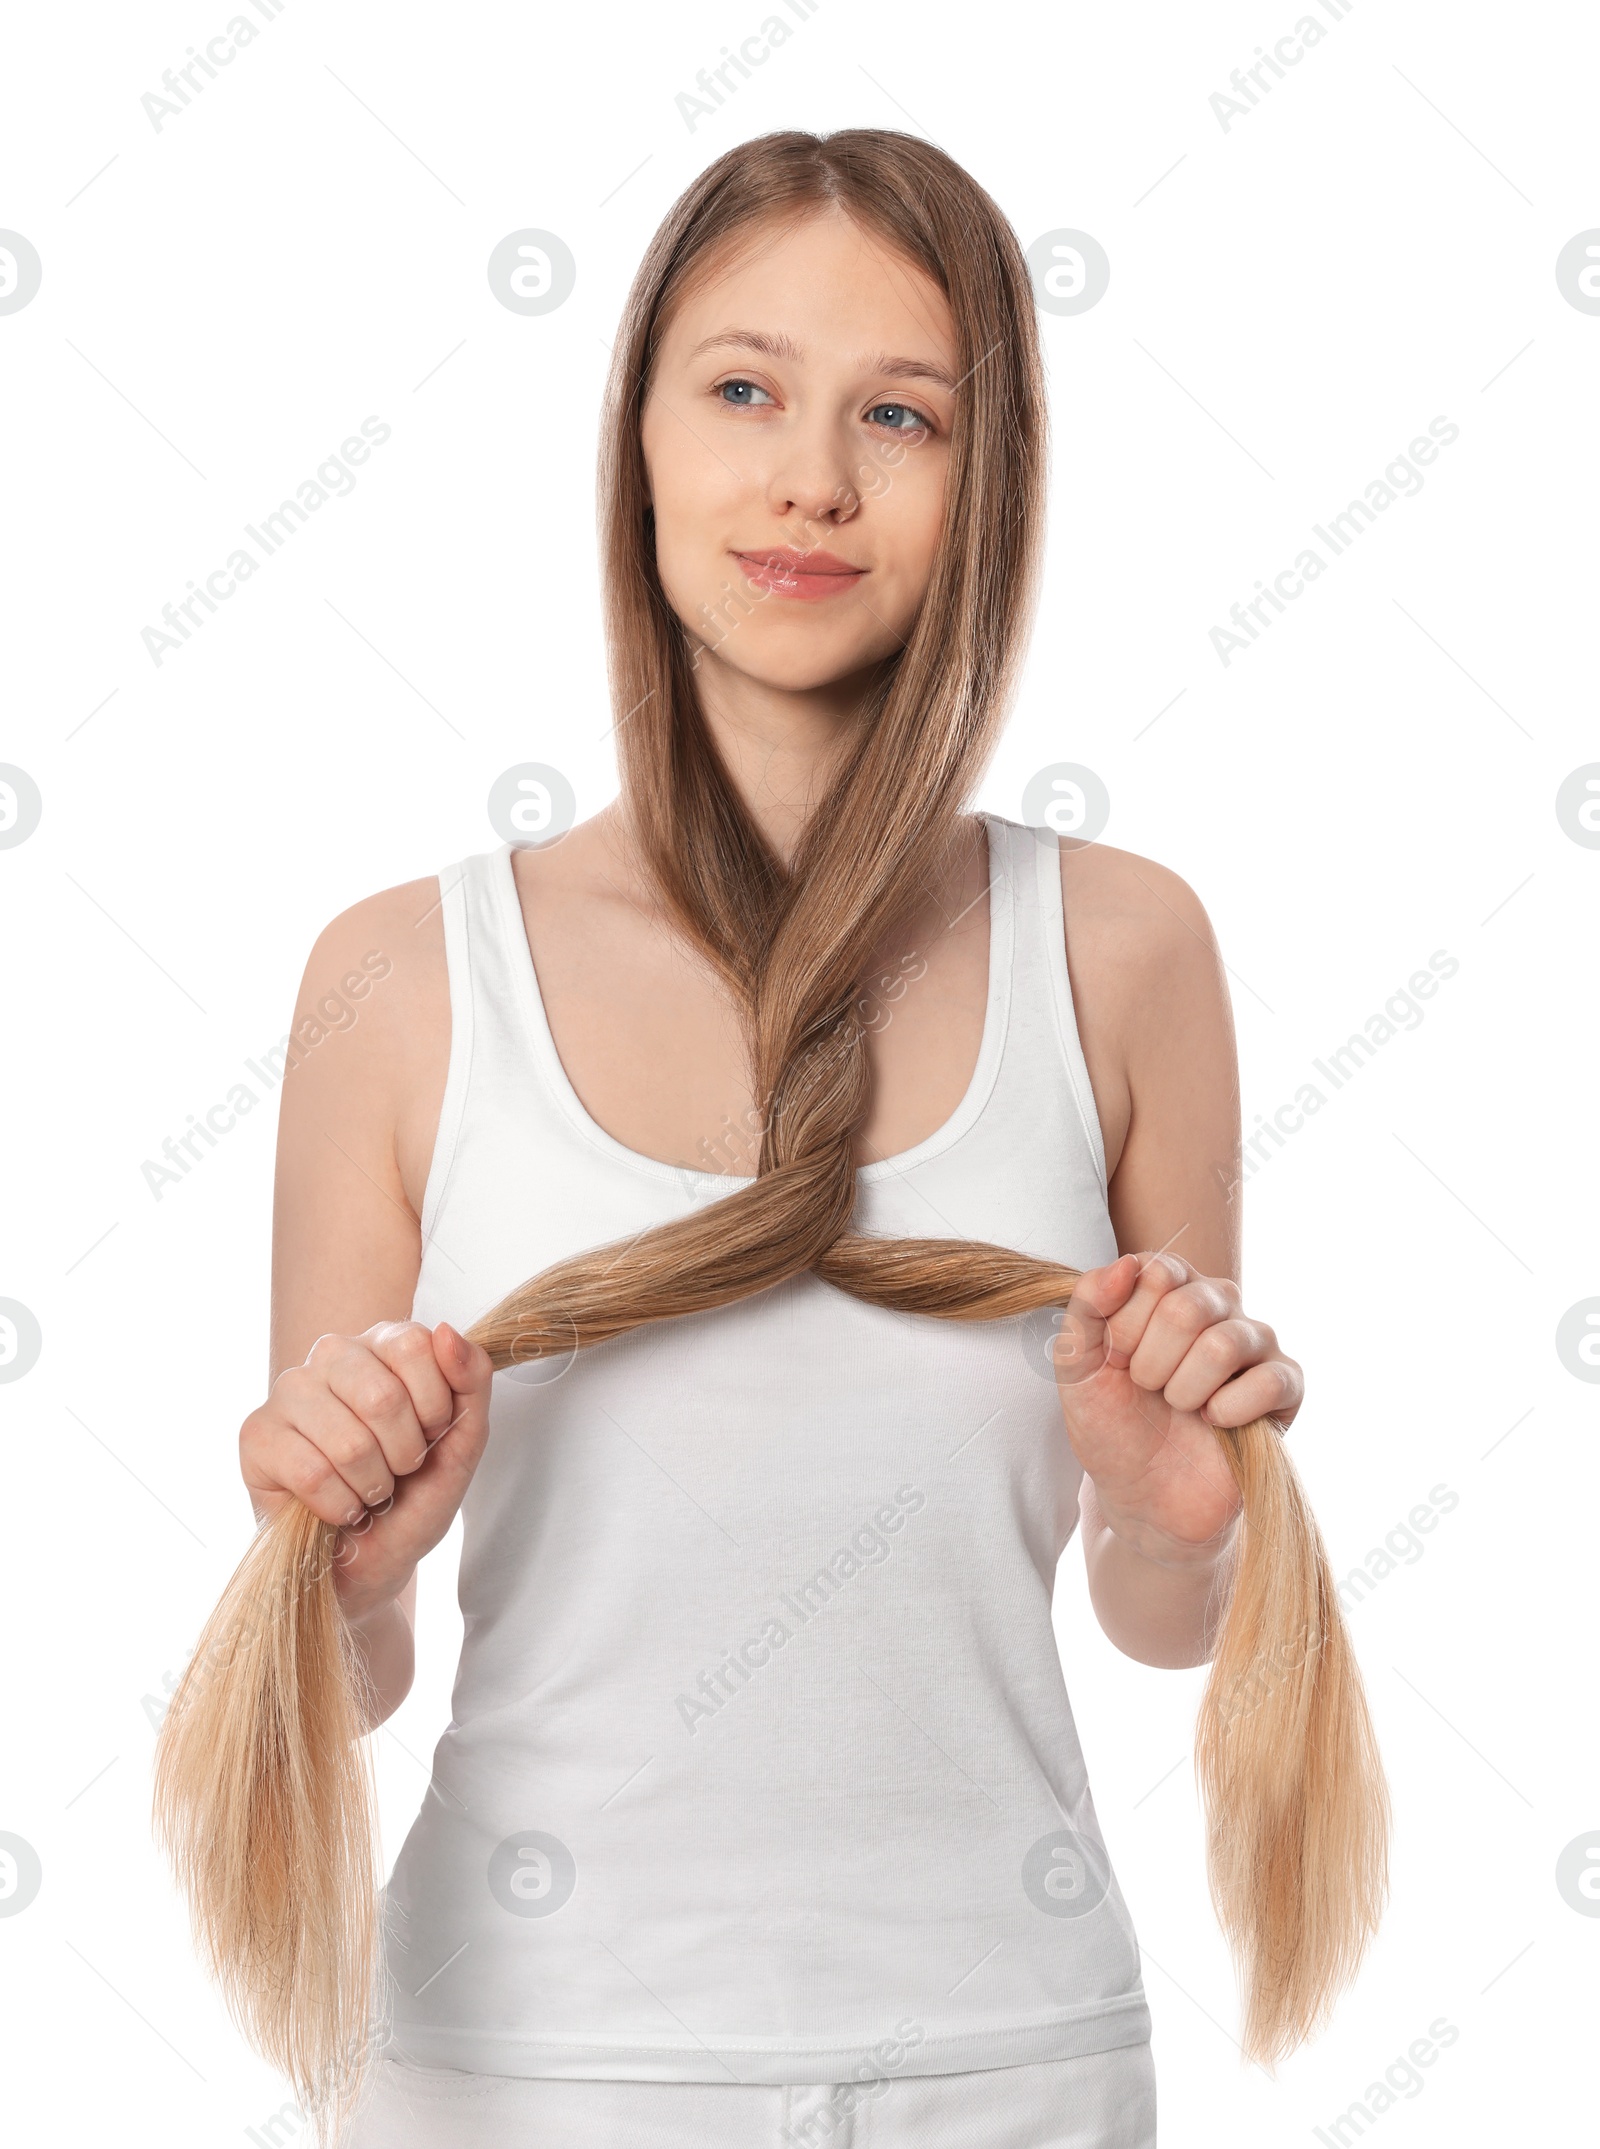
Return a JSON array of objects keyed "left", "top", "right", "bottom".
[{"left": 731, "top": 548, "right": 868, "bottom": 602}]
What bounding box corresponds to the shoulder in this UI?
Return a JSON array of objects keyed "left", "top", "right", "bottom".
[
  {"left": 1055, "top": 837, "right": 1220, "bottom": 985},
  {"left": 1050, "top": 837, "right": 1241, "bottom": 1265},
  {"left": 1049, "top": 838, "right": 1233, "bottom": 1186},
  {"left": 284, "top": 875, "right": 450, "bottom": 1133},
  {"left": 278, "top": 873, "right": 454, "bottom": 1221},
  {"left": 296, "top": 875, "right": 448, "bottom": 1052}
]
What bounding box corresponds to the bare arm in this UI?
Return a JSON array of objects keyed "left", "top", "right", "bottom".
[
  {"left": 1059, "top": 840, "right": 1300, "bottom": 1667},
  {"left": 253, "top": 875, "right": 452, "bottom": 1728}
]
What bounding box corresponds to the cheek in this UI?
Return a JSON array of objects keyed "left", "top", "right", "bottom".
[
  {"left": 870, "top": 454, "right": 947, "bottom": 599},
  {"left": 643, "top": 480, "right": 718, "bottom": 604},
  {"left": 641, "top": 399, "right": 705, "bottom": 523},
  {"left": 644, "top": 419, "right": 746, "bottom": 558}
]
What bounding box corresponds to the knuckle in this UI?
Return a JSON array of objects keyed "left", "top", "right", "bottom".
[
  {"left": 1195, "top": 1318, "right": 1247, "bottom": 1366},
  {"left": 269, "top": 1364, "right": 312, "bottom": 1408},
  {"left": 285, "top": 1448, "right": 344, "bottom": 1506},
  {"left": 1164, "top": 1289, "right": 1213, "bottom": 1337},
  {"left": 318, "top": 1417, "right": 370, "bottom": 1469},
  {"left": 288, "top": 1452, "right": 332, "bottom": 1499},
  {"left": 417, "top": 1392, "right": 455, "bottom": 1435},
  {"left": 251, "top": 1379, "right": 312, "bottom": 1438},
  {"left": 1188, "top": 1330, "right": 1229, "bottom": 1373},
  {"left": 377, "top": 1320, "right": 434, "bottom": 1360},
  {"left": 353, "top": 1372, "right": 407, "bottom": 1423}
]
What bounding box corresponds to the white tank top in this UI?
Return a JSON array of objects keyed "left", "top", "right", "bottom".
[{"left": 384, "top": 810, "right": 1152, "bottom": 2082}]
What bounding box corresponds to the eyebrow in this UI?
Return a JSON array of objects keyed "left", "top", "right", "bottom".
[{"left": 685, "top": 328, "right": 958, "bottom": 392}]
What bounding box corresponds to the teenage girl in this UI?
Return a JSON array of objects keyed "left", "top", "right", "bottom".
[{"left": 244, "top": 132, "right": 1307, "bottom": 2148}]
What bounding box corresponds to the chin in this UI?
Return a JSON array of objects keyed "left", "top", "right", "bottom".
[{"left": 694, "top": 634, "right": 881, "bottom": 692}]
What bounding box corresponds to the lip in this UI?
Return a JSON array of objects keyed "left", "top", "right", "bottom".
[{"left": 732, "top": 546, "right": 868, "bottom": 601}]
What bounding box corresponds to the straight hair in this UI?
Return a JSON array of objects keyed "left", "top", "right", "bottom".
[{"left": 153, "top": 128, "right": 1388, "bottom": 2144}]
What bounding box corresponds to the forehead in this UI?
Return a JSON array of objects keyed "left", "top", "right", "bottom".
[{"left": 662, "top": 207, "right": 955, "bottom": 363}]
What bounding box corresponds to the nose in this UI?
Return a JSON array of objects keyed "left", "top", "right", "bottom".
[{"left": 761, "top": 413, "right": 860, "bottom": 532}]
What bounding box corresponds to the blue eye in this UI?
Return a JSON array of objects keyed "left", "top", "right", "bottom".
[
  {"left": 868, "top": 402, "right": 933, "bottom": 433},
  {"left": 714, "top": 378, "right": 934, "bottom": 432}
]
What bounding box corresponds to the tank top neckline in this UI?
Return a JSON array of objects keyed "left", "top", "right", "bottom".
[{"left": 485, "top": 809, "right": 1018, "bottom": 1192}]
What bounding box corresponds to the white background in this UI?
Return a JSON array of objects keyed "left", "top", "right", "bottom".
[{"left": 1, "top": 1, "right": 1593, "bottom": 2141}]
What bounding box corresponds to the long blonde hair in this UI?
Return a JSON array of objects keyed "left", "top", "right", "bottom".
[{"left": 153, "top": 128, "right": 1388, "bottom": 2141}]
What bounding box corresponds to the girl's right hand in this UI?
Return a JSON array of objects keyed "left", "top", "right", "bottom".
[{"left": 240, "top": 1319, "right": 496, "bottom": 1622}]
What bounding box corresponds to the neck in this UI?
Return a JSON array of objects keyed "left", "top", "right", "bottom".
[{"left": 688, "top": 643, "right": 889, "bottom": 869}]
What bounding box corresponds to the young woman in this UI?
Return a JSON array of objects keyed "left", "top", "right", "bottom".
[{"left": 174, "top": 130, "right": 1383, "bottom": 2149}]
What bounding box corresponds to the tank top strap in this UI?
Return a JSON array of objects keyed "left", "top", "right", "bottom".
[
  {"left": 416, "top": 847, "right": 541, "bottom": 1251},
  {"left": 983, "top": 811, "right": 1111, "bottom": 1203}
]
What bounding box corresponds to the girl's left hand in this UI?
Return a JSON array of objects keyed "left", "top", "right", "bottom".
[{"left": 1051, "top": 1250, "right": 1304, "bottom": 1563}]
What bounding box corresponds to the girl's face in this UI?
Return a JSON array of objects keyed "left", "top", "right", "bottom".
[{"left": 639, "top": 206, "right": 958, "bottom": 696}]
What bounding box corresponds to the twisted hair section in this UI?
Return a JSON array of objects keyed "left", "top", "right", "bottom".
[{"left": 152, "top": 128, "right": 1386, "bottom": 2143}]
